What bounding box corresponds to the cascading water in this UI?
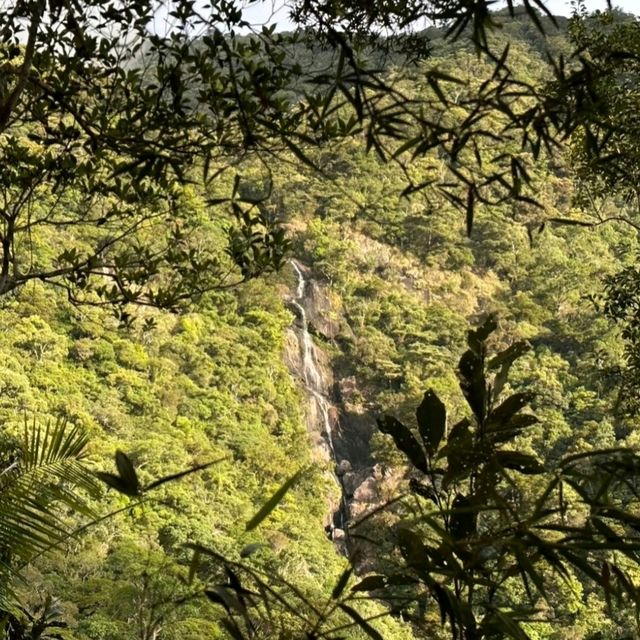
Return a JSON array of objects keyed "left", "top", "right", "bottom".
[
  {"left": 290, "top": 260, "right": 348, "bottom": 548},
  {"left": 291, "top": 260, "right": 336, "bottom": 456}
]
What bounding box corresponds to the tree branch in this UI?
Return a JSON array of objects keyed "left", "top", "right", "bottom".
[{"left": 0, "top": 0, "right": 44, "bottom": 132}]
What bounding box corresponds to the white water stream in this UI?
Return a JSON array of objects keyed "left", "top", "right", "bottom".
[{"left": 290, "top": 260, "right": 336, "bottom": 455}]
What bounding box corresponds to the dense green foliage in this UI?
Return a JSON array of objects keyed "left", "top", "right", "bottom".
[{"left": 3, "top": 1, "right": 640, "bottom": 639}]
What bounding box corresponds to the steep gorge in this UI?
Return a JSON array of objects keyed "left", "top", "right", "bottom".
[{"left": 286, "top": 259, "right": 384, "bottom": 559}]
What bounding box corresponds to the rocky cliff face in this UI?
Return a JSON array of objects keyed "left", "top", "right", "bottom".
[{"left": 284, "top": 259, "right": 385, "bottom": 559}]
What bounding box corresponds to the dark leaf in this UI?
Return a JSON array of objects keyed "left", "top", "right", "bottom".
[
  {"left": 331, "top": 566, "right": 353, "bottom": 599},
  {"left": 458, "top": 350, "right": 487, "bottom": 423},
  {"left": 488, "top": 341, "right": 530, "bottom": 398},
  {"left": 378, "top": 415, "right": 428, "bottom": 473},
  {"left": 95, "top": 471, "right": 138, "bottom": 497},
  {"left": 416, "top": 390, "right": 447, "bottom": 456},
  {"left": 409, "top": 478, "right": 437, "bottom": 502},
  {"left": 487, "top": 393, "right": 533, "bottom": 428},
  {"left": 547, "top": 217, "right": 593, "bottom": 227},
  {"left": 450, "top": 494, "right": 477, "bottom": 541},
  {"left": 115, "top": 451, "right": 139, "bottom": 495},
  {"left": 351, "top": 576, "right": 387, "bottom": 592},
  {"left": 495, "top": 451, "right": 544, "bottom": 475},
  {"left": 145, "top": 458, "right": 224, "bottom": 491},
  {"left": 397, "top": 527, "right": 429, "bottom": 571},
  {"left": 338, "top": 604, "right": 384, "bottom": 640},
  {"left": 245, "top": 470, "right": 302, "bottom": 531}
]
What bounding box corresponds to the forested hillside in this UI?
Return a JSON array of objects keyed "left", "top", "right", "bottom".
[{"left": 3, "top": 2, "right": 640, "bottom": 639}]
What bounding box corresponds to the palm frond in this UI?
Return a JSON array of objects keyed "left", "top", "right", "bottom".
[{"left": 0, "top": 419, "right": 100, "bottom": 609}]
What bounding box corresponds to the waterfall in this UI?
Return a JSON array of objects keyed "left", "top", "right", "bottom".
[
  {"left": 291, "top": 260, "right": 336, "bottom": 455},
  {"left": 288, "top": 259, "right": 378, "bottom": 562}
]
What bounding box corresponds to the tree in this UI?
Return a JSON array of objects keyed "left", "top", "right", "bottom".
[
  {"left": 6, "top": 0, "right": 640, "bottom": 636},
  {"left": 173, "top": 318, "right": 640, "bottom": 639},
  {"left": 0, "top": 420, "right": 100, "bottom": 633},
  {"left": 560, "top": 10, "right": 640, "bottom": 414},
  {"left": 0, "top": 0, "right": 633, "bottom": 318},
  {"left": 368, "top": 317, "right": 640, "bottom": 638},
  {"left": 0, "top": 0, "right": 301, "bottom": 313}
]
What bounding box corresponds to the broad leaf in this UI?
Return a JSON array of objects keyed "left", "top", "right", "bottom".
[
  {"left": 488, "top": 393, "right": 533, "bottom": 427},
  {"left": 495, "top": 451, "right": 544, "bottom": 475},
  {"left": 378, "top": 415, "right": 428, "bottom": 473},
  {"left": 351, "top": 575, "right": 387, "bottom": 592},
  {"left": 416, "top": 389, "right": 446, "bottom": 456},
  {"left": 458, "top": 349, "right": 487, "bottom": 423},
  {"left": 114, "top": 451, "right": 140, "bottom": 496},
  {"left": 450, "top": 494, "right": 477, "bottom": 541}
]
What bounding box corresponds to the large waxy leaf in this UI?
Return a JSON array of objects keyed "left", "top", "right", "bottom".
[
  {"left": 488, "top": 393, "right": 533, "bottom": 427},
  {"left": 416, "top": 389, "right": 446, "bottom": 456},
  {"left": 458, "top": 349, "right": 487, "bottom": 423},
  {"left": 397, "top": 527, "right": 430, "bottom": 571},
  {"left": 378, "top": 415, "right": 428, "bottom": 473},
  {"left": 486, "top": 413, "right": 539, "bottom": 444},
  {"left": 495, "top": 451, "right": 544, "bottom": 475},
  {"left": 488, "top": 341, "right": 530, "bottom": 399},
  {"left": 466, "top": 315, "right": 497, "bottom": 354},
  {"left": 442, "top": 419, "right": 474, "bottom": 488},
  {"left": 449, "top": 494, "right": 477, "bottom": 541}
]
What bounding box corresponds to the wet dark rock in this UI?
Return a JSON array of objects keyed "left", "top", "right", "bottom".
[
  {"left": 285, "top": 259, "right": 379, "bottom": 561},
  {"left": 336, "top": 459, "right": 352, "bottom": 476}
]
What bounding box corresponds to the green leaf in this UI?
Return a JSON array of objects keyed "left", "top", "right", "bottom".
[
  {"left": 245, "top": 470, "right": 302, "bottom": 532},
  {"left": 487, "top": 393, "right": 533, "bottom": 429},
  {"left": 482, "top": 609, "right": 531, "bottom": 639},
  {"left": 95, "top": 471, "right": 139, "bottom": 497},
  {"left": 489, "top": 341, "right": 530, "bottom": 399},
  {"left": 397, "top": 527, "right": 429, "bottom": 571},
  {"left": 378, "top": 416, "right": 428, "bottom": 473},
  {"left": 442, "top": 419, "right": 474, "bottom": 488},
  {"left": 468, "top": 315, "right": 498, "bottom": 351},
  {"left": 416, "top": 390, "right": 447, "bottom": 456},
  {"left": 486, "top": 413, "right": 539, "bottom": 444},
  {"left": 458, "top": 349, "right": 487, "bottom": 423}
]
